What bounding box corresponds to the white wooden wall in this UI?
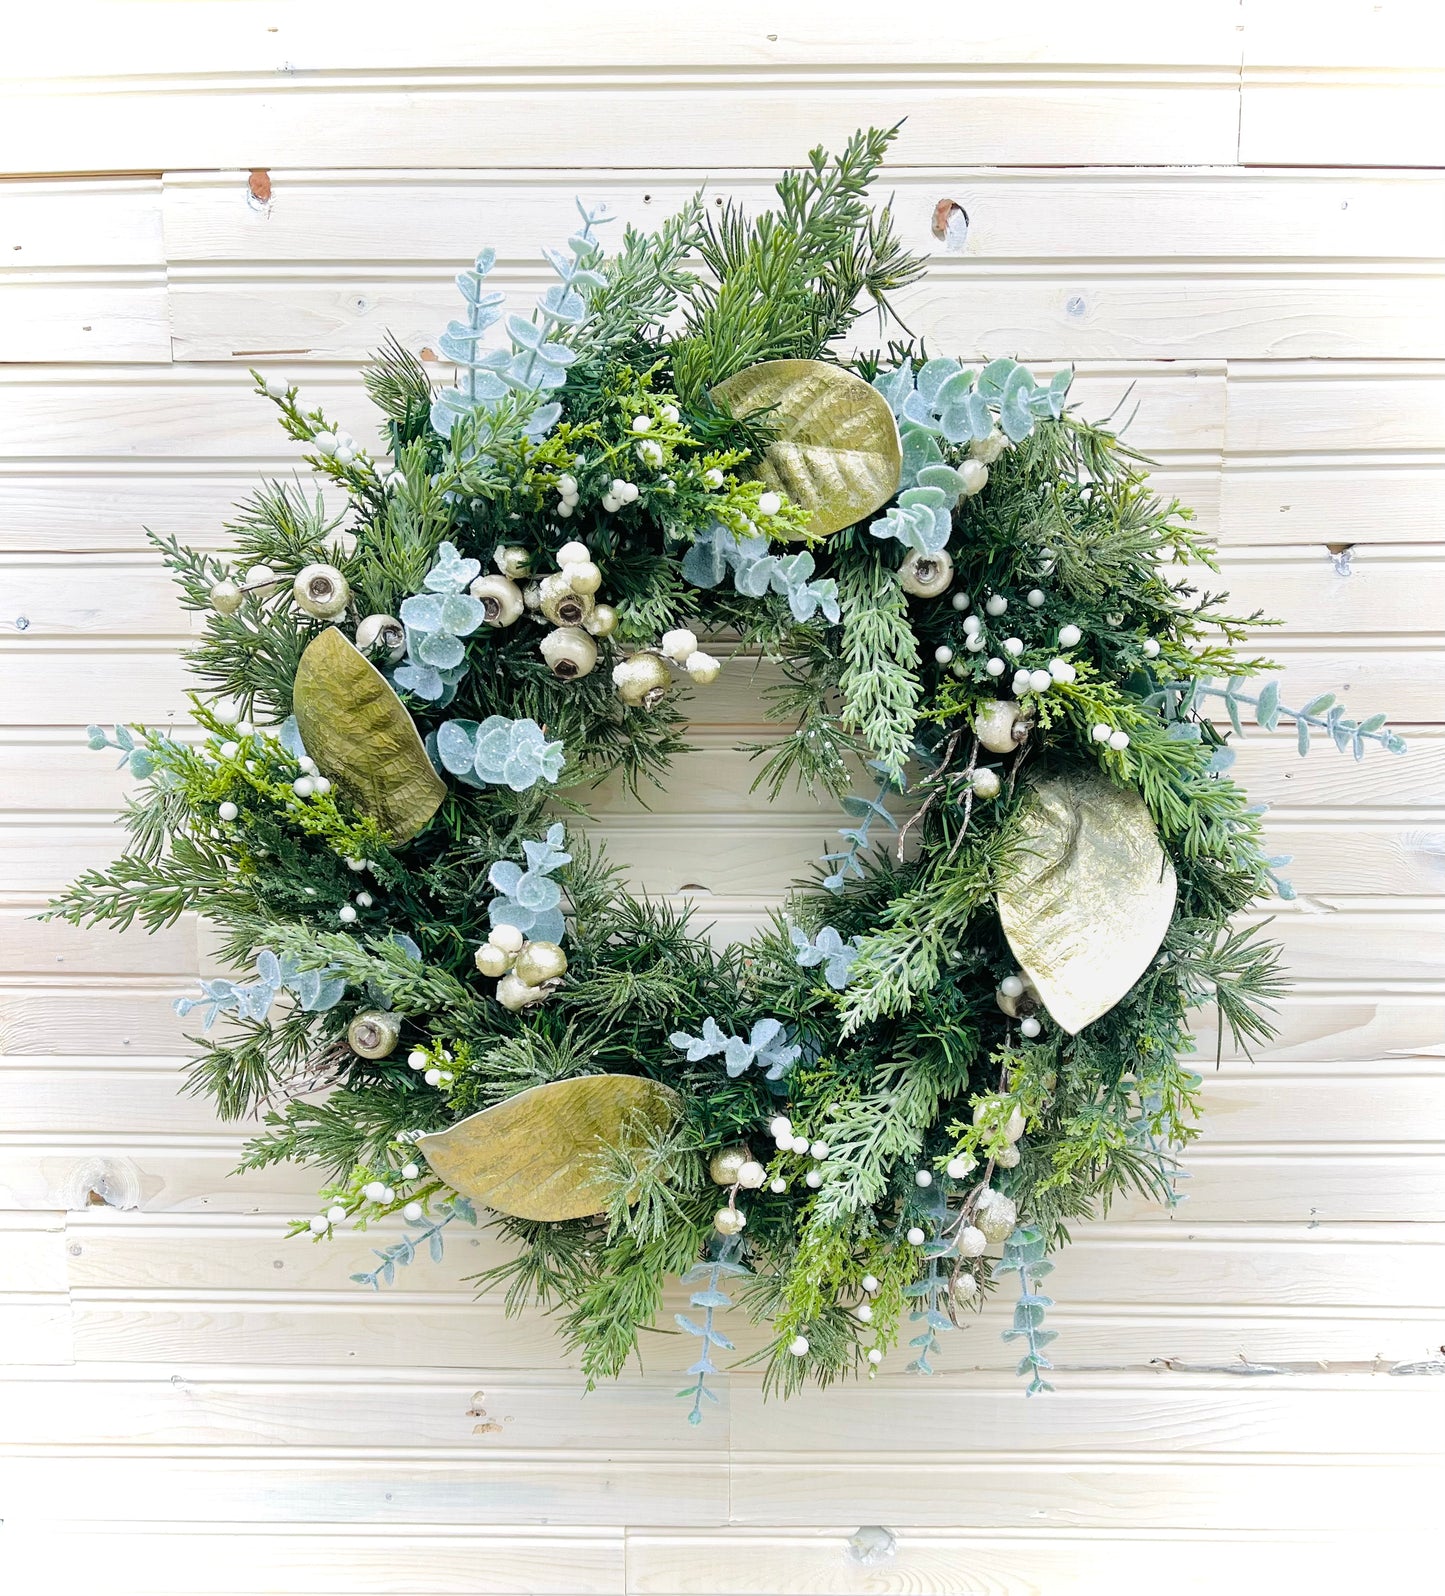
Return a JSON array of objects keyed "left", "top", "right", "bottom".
[{"left": 2, "top": 4, "right": 1443, "bottom": 1591}]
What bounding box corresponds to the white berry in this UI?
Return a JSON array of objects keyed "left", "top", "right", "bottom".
[
  {"left": 809, "top": 1141, "right": 829, "bottom": 1160},
  {"left": 401, "top": 1162, "right": 419, "bottom": 1180},
  {"left": 308, "top": 1214, "right": 330, "bottom": 1234},
  {"left": 661, "top": 628, "right": 698, "bottom": 663},
  {"left": 326, "top": 1206, "right": 347, "bottom": 1223},
  {"left": 557, "top": 540, "right": 590, "bottom": 566},
  {"left": 704, "top": 468, "right": 724, "bottom": 489},
  {"left": 1108, "top": 729, "right": 1131, "bottom": 751},
  {"left": 789, "top": 1335, "right": 810, "bottom": 1356},
  {"left": 407, "top": 1051, "right": 427, "bottom": 1071},
  {"left": 769, "top": 1177, "right": 787, "bottom": 1193},
  {"left": 1020, "top": 1016, "right": 1042, "bottom": 1039},
  {"left": 769, "top": 1114, "right": 792, "bottom": 1138},
  {"left": 637, "top": 440, "right": 663, "bottom": 467},
  {"left": 985, "top": 594, "right": 1008, "bottom": 616},
  {"left": 1003, "top": 636, "right": 1024, "bottom": 658},
  {"left": 292, "top": 776, "right": 315, "bottom": 797},
  {"left": 1143, "top": 638, "right": 1161, "bottom": 658},
  {"left": 660, "top": 404, "right": 680, "bottom": 424},
  {"left": 805, "top": 1169, "right": 823, "bottom": 1188},
  {"left": 906, "top": 1226, "right": 926, "bottom": 1246},
  {"left": 1049, "top": 659, "right": 1076, "bottom": 684},
  {"left": 915, "top": 1169, "right": 933, "bottom": 1187},
  {"left": 790, "top": 1135, "right": 811, "bottom": 1155},
  {"left": 631, "top": 415, "right": 652, "bottom": 433},
  {"left": 854, "top": 1302, "right": 874, "bottom": 1323},
  {"left": 934, "top": 645, "right": 953, "bottom": 665},
  {"left": 861, "top": 1274, "right": 880, "bottom": 1293},
  {"left": 958, "top": 1225, "right": 988, "bottom": 1258},
  {"left": 951, "top": 591, "right": 971, "bottom": 612},
  {"left": 403, "top": 1202, "right": 424, "bottom": 1223},
  {"left": 311, "top": 776, "right": 331, "bottom": 795},
  {"left": 338, "top": 905, "right": 358, "bottom": 924},
  {"left": 757, "top": 490, "right": 782, "bottom": 517},
  {"left": 1000, "top": 975, "right": 1025, "bottom": 998},
  {"left": 1026, "top": 589, "right": 1045, "bottom": 607},
  {"left": 1091, "top": 723, "right": 1112, "bottom": 743},
  {"left": 736, "top": 1160, "right": 767, "bottom": 1189},
  {"left": 424, "top": 1067, "right": 441, "bottom": 1086},
  {"left": 363, "top": 1182, "right": 387, "bottom": 1202},
  {"left": 1028, "top": 668, "right": 1053, "bottom": 693},
  {"left": 355, "top": 891, "right": 373, "bottom": 908},
  {"left": 962, "top": 613, "right": 982, "bottom": 634},
  {"left": 1059, "top": 624, "right": 1082, "bottom": 648},
  {"left": 867, "top": 1347, "right": 884, "bottom": 1365},
  {"left": 264, "top": 376, "right": 290, "bottom": 398},
  {"left": 218, "top": 801, "right": 239, "bottom": 822},
  {"left": 946, "top": 1155, "right": 975, "bottom": 1179},
  {"left": 985, "top": 657, "right": 1005, "bottom": 677},
  {"left": 488, "top": 924, "right": 525, "bottom": 954}
]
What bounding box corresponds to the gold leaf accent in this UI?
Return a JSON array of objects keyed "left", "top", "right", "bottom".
[
  {"left": 996, "top": 772, "right": 1177, "bottom": 1035},
  {"left": 291, "top": 626, "right": 446, "bottom": 843},
  {"left": 418, "top": 1075, "right": 682, "bottom": 1221},
  {"left": 710, "top": 358, "right": 903, "bottom": 538}
]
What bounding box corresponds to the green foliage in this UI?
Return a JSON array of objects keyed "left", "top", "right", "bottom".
[{"left": 47, "top": 127, "right": 1397, "bottom": 1417}]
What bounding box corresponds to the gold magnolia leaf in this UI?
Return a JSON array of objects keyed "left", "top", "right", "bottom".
[
  {"left": 710, "top": 358, "right": 903, "bottom": 538},
  {"left": 418, "top": 1075, "right": 682, "bottom": 1221},
  {"left": 291, "top": 626, "right": 446, "bottom": 843},
  {"left": 996, "top": 771, "right": 1177, "bottom": 1035}
]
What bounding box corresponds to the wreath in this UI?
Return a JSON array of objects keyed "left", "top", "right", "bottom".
[{"left": 49, "top": 127, "right": 1406, "bottom": 1417}]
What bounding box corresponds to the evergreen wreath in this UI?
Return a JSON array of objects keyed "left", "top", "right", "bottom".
[{"left": 49, "top": 127, "right": 1406, "bottom": 1415}]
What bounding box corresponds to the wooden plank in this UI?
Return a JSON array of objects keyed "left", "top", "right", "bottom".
[
  {"left": 1240, "top": 70, "right": 1445, "bottom": 167},
  {"left": 1225, "top": 361, "right": 1445, "bottom": 454},
  {"left": 9, "top": 5, "right": 1246, "bottom": 78},
  {"left": 50, "top": 1289, "right": 1443, "bottom": 1371},
  {"left": 2, "top": 177, "right": 164, "bottom": 265},
  {"left": 0, "top": 278, "right": 170, "bottom": 364},
  {"left": 1241, "top": 0, "right": 1445, "bottom": 69},
  {"left": 0, "top": 1461, "right": 1432, "bottom": 1551},
  {"left": 1220, "top": 462, "right": 1445, "bottom": 548},
  {"left": 0, "top": 76, "right": 1243, "bottom": 178},
  {"left": 627, "top": 1526, "right": 1434, "bottom": 1591},
  {"left": 0, "top": 1523, "right": 624, "bottom": 1596},
  {"left": 53, "top": 1216, "right": 1445, "bottom": 1308},
  {"left": 168, "top": 264, "right": 1445, "bottom": 363},
  {"left": 161, "top": 168, "right": 1445, "bottom": 265},
  {"left": 0, "top": 177, "right": 170, "bottom": 362},
  {"left": 4, "top": 1362, "right": 1434, "bottom": 1452}
]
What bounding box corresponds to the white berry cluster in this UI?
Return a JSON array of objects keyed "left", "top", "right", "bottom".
[
  {"left": 473, "top": 923, "right": 568, "bottom": 1012},
  {"left": 612, "top": 627, "right": 722, "bottom": 710},
  {"left": 517, "top": 539, "right": 617, "bottom": 683},
  {"left": 997, "top": 971, "right": 1045, "bottom": 1041},
  {"left": 303, "top": 1154, "right": 425, "bottom": 1235},
  {"left": 769, "top": 1112, "right": 831, "bottom": 1191},
  {"left": 406, "top": 1045, "right": 456, "bottom": 1088}
]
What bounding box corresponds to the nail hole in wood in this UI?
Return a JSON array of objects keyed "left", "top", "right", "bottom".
[{"left": 931, "top": 199, "right": 968, "bottom": 251}]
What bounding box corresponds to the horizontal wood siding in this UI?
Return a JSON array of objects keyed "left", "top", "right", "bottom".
[{"left": 1, "top": 3, "right": 1441, "bottom": 1590}]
